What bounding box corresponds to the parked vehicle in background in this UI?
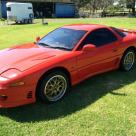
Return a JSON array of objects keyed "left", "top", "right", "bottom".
[{"left": 6, "top": 2, "right": 34, "bottom": 24}]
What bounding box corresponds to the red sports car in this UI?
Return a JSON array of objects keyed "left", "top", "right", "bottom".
[{"left": 0, "top": 24, "right": 136, "bottom": 108}]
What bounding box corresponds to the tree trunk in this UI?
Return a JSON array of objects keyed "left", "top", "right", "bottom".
[
  {"left": 132, "top": 7, "right": 135, "bottom": 15},
  {"left": 132, "top": 0, "right": 136, "bottom": 15}
]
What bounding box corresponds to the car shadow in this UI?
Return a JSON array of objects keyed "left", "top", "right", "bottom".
[{"left": 0, "top": 68, "right": 136, "bottom": 123}]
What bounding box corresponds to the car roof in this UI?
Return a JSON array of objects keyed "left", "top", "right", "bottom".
[{"left": 62, "top": 24, "right": 108, "bottom": 31}]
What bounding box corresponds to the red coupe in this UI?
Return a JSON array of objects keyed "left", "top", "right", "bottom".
[{"left": 0, "top": 24, "right": 136, "bottom": 108}]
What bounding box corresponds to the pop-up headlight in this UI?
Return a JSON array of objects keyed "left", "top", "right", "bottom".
[
  {"left": 0, "top": 69, "right": 25, "bottom": 87},
  {"left": 1, "top": 69, "right": 21, "bottom": 79}
]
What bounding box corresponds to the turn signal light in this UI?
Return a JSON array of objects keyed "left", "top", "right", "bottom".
[{"left": 10, "top": 82, "right": 25, "bottom": 87}]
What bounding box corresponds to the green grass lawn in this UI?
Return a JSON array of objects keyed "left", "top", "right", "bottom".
[{"left": 0, "top": 18, "right": 136, "bottom": 136}]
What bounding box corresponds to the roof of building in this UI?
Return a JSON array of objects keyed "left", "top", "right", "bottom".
[{"left": 6, "top": 0, "right": 73, "bottom": 3}]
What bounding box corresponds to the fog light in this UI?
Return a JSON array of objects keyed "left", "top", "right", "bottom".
[
  {"left": 0, "top": 95, "right": 7, "bottom": 101},
  {"left": 10, "top": 82, "right": 25, "bottom": 87}
]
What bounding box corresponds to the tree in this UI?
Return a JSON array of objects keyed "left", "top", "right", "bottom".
[
  {"left": 71, "top": 0, "right": 88, "bottom": 9},
  {"left": 126, "top": 0, "right": 136, "bottom": 15},
  {"left": 100, "top": 0, "right": 115, "bottom": 12},
  {"left": 72, "top": 0, "right": 117, "bottom": 15}
]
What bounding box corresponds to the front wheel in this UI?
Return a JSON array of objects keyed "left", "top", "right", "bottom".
[
  {"left": 120, "top": 49, "right": 135, "bottom": 71},
  {"left": 38, "top": 71, "right": 70, "bottom": 103}
]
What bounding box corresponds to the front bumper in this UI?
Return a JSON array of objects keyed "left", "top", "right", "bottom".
[{"left": 0, "top": 84, "right": 36, "bottom": 108}]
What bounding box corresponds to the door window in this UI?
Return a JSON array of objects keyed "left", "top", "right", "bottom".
[
  {"left": 7, "top": 7, "right": 11, "bottom": 11},
  {"left": 80, "top": 28, "right": 117, "bottom": 48}
]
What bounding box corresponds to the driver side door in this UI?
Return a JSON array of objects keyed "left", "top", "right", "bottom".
[{"left": 76, "top": 28, "right": 120, "bottom": 80}]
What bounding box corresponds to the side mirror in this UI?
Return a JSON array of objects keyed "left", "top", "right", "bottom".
[
  {"left": 83, "top": 44, "right": 96, "bottom": 52},
  {"left": 36, "top": 37, "right": 41, "bottom": 42}
]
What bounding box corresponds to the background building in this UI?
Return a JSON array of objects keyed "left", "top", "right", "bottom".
[
  {"left": 0, "top": 1, "right": 2, "bottom": 18},
  {"left": 0, "top": 0, "right": 76, "bottom": 18}
]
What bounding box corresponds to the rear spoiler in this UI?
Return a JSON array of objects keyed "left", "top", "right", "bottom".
[{"left": 120, "top": 28, "right": 136, "bottom": 33}]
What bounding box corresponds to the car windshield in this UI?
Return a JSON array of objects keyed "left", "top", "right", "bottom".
[{"left": 37, "top": 28, "right": 87, "bottom": 51}]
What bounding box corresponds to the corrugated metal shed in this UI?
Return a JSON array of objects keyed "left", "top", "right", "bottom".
[
  {"left": 1, "top": 0, "right": 7, "bottom": 18},
  {"left": 0, "top": 1, "right": 2, "bottom": 18},
  {"left": 55, "top": 3, "right": 75, "bottom": 17}
]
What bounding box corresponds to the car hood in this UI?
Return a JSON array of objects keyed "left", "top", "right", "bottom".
[{"left": 0, "top": 43, "right": 67, "bottom": 74}]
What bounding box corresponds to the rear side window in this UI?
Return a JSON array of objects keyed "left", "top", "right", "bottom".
[
  {"left": 81, "top": 28, "right": 117, "bottom": 48},
  {"left": 7, "top": 7, "right": 11, "bottom": 11},
  {"left": 111, "top": 27, "right": 127, "bottom": 37}
]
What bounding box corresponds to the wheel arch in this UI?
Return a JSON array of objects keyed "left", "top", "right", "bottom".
[
  {"left": 121, "top": 46, "right": 136, "bottom": 64},
  {"left": 119, "top": 46, "right": 136, "bottom": 71},
  {"left": 35, "top": 67, "right": 71, "bottom": 98},
  {"left": 124, "top": 46, "right": 136, "bottom": 54}
]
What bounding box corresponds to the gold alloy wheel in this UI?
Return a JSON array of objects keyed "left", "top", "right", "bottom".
[
  {"left": 44, "top": 75, "right": 67, "bottom": 102},
  {"left": 123, "top": 52, "right": 135, "bottom": 71}
]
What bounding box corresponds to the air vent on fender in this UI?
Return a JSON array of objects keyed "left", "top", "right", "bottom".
[{"left": 27, "top": 91, "right": 32, "bottom": 99}]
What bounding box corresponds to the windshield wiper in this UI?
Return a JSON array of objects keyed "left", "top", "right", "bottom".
[
  {"left": 38, "top": 43, "right": 70, "bottom": 51},
  {"left": 38, "top": 42, "right": 50, "bottom": 47},
  {"left": 53, "top": 47, "right": 71, "bottom": 51}
]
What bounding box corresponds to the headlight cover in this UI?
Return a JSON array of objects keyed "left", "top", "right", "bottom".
[
  {"left": 1, "top": 69, "right": 21, "bottom": 79},
  {"left": 0, "top": 76, "right": 8, "bottom": 81}
]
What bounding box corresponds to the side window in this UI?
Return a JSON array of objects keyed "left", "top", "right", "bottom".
[
  {"left": 110, "top": 27, "right": 127, "bottom": 38},
  {"left": 81, "top": 28, "right": 117, "bottom": 48},
  {"left": 7, "top": 7, "right": 11, "bottom": 11},
  {"left": 28, "top": 7, "right": 32, "bottom": 9}
]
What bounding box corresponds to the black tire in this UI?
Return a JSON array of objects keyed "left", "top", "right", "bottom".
[
  {"left": 29, "top": 13, "right": 34, "bottom": 19},
  {"left": 120, "top": 49, "right": 135, "bottom": 71},
  {"left": 24, "top": 19, "right": 28, "bottom": 24},
  {"left": 37, "top": 71, "right": 70, "bottom": 103}
]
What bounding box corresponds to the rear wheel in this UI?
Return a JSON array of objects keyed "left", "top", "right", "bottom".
[
  {"left": 37, "top": 71, "right": 70, "bottom": 103},
  {"left": 120, "top": 49, "right": 135, "bottom": 71}
]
